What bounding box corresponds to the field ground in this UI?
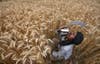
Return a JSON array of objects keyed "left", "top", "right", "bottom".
[{"left": 0, "top": 0, "right": 100, "bottom": 64}]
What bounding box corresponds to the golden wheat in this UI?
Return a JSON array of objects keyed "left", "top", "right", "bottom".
[{"left": 0, "top": 0, "right": 100, "bottom": 64}]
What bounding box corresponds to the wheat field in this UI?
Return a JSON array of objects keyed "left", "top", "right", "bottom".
[{"left": 0, "top": 0, "right": 100, "bottom": 64}]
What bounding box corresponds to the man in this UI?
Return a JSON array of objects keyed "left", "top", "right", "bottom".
[{"left": 52, "top": 27, "right": 84, "bottom": 62}]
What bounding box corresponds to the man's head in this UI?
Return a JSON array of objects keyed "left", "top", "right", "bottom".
[
  {"left": 67, "top": 32, "right": 76, "bottom": 41},
  {"left": 56, "top": 27, "right": 70, "bottom": 41},
  {"left": 57, "top": 27, "right": 69, "bottom": 35},
  {"left": 56, "top": 26, "right": 84, "bottom": 45},
  {"left": 72, "top": 32, "right": 84, "bottom": 45}
]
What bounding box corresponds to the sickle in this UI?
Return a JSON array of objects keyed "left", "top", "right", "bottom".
[{"left": 69, "top": 20, "right": 86, "bottom": 27}]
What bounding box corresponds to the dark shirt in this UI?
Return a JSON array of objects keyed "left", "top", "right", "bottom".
[{"left": 59, "top": 32, "right": 84, "bottom": 46}]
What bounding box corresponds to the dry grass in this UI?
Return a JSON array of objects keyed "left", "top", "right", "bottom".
[{"left": 0, "top": 0, "right": 100, "bottom": 64}]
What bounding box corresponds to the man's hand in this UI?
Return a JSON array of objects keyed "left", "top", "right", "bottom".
[{"left": 52, "top": 38, "right": 60, "bottom": 51}]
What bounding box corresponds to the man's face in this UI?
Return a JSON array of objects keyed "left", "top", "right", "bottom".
[{"left": 67, "top": 32, "right": 76, "bottom": 40}]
